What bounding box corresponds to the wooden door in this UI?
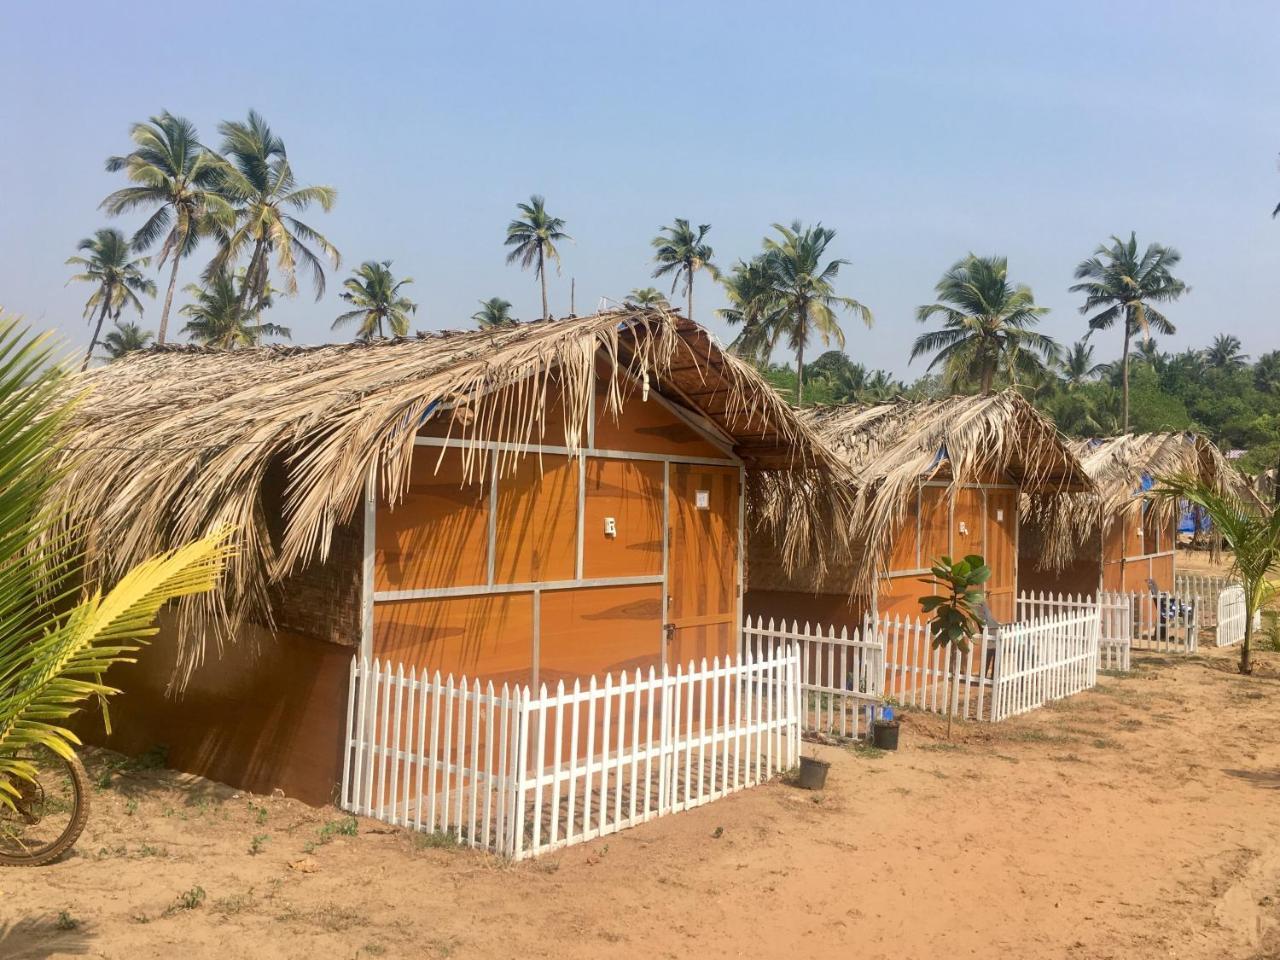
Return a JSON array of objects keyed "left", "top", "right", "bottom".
[
  {"left": 665, "top": 464, "right": 740, "bottom": 670},
  {"left": 985, "top": 489, "right": 1017, "bottom": 622}
]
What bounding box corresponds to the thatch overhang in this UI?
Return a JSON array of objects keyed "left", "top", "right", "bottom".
[
  {"left": 55, "top": 307, "right": 854, "bottom": 679},
  {"left": 1067, "top": 432, "right": 1251, "bottom": 538},
  {"left": 754, "top": 390, "right": 1095, "bottom": 595}
]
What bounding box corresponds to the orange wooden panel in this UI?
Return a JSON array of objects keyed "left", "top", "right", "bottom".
[
  {"left": 375, "top": 447, "right": 489, "bottom": 592},
  {"left": 667, "top": 464, "right": 739, "bottom": 667},
  {"left": 538, "top": 584, "right": 664, "bottom": 685},
  {"left": 920, "top": 486, "right": 951, "bottom": 565},
  {"left": 743, "top": 589, "right": 866, "bottom": 634},
  {"left": 879, "top": 575, "right": 930, "bottom": 620},
  {"left": 886, "top": 485, "right": 920, "bottom": 573},
  {"left": 494, "top": 453, "right": 578, "bottom": 584},
  {"left": 1141, "top": 501, "right": 1162, "bottom": 554},
  {"left": 373, "top": 593, "right": 534, "bottom": 687},
  {"left": 668, "top": 622, "right": 733, "bottom": 671},
  {"left": 1149, "top": 554, "right": 1174, "bottom": 593},
  {"left": 1102, "top": 559, "right": 1124, "bottom": 592},
  {"left": 985, "top": 489, "right": 1017, "bottom": 621},
  {"left": 582, "top": 458, "right": 663, "bottom": 579},
  {"left": 1123, "top": 509, "right": 1145, "bottom": 559},
  {"left": 952, "top": 487, "right": 985, "bottom": 559},
  {"left": 593, "top": 381, "right": 725, "bottom": 459}
]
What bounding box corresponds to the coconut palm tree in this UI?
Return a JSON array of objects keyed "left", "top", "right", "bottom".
[
  {"left": 101, "top": 322, "right": 153, "bottom": 360},
  {"left": 1060, "top": 341, "right": 1106, "bottom": 391},
  {"left": 101, "top": 112, "right": 232, "bottom": 345},
  {"left": 180, "top": 271, "right": 290, "bottom": 349},
  {"left": 207, "top": 111, "right": 339, "bottom": 318},
  {"left": 472, "top": 297, "right": 517, "bottom": 329},
  {"left": 1205, "top": 334, "right": 1248, "bottom": 370},
  {"left": 1070, "top": 233, "right": 1188, "bottom": 433},
  {"left": 504, "top": 195, "right": 570, "bottom": 322},
  {"left": 332, "top": 261, "right": 417, "bottom": 340},
  {"left": 1155, "top": 472, "right": 1280, "bottom": 675},
  {"left": 717, "top": 256, "right": 784, "bottom": 364},
  {"left": 651, "top": 219, "right": 718, "bottom": 321},
  {"left": 912, "top": 255, "right": 1058, "bottom": 395},
  {"left": 65, "top": 228, "right": 156, "bottom": 371},
  {"left": 626, "top": 287, "right": 670, "bottom": 309},
  {"left": 760, "top": 222, "right": 873, "bottom": 405},
  {"left": 0, "top": 313, "right": 232, "bottom": 827},
  {"left": 1255, "top": 350, "right": 1280, "bottom": 394},
  {"left": 1133, "top": 337, "right": 1168, "bottom": 372}
]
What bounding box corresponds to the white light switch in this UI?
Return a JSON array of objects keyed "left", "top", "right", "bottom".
[
  {"left": 996, "top": 508, "right": 1005, "bottom": 522},
  {"left": 695, "top": 490, "right": 710, "bottom": 510},
  {"left": 958, "top": 520, "right": 969, "bottom": 535},
  {"left": 604, "top": 517, "right": 617, "bottom": 538}
]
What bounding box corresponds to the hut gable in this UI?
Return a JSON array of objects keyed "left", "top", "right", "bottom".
[
  {"left": 748, "top": 390, "right": 1092, "bottom": 602},
  {"left": 57, "top": 308, "right": 851, "bottom": 682}
]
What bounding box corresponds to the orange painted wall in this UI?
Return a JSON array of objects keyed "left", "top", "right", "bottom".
[
  {"left": 374, "top": 373, "right": 742, "bottom": 689},
  {"left": 85, "top": 618, "right": 350, "bottom": 806}
]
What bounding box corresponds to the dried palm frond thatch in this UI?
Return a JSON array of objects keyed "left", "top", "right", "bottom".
[
  {"left": 750, "top": 390, "right": 1093, "bottom": 596},
  {"left": 54, "top": 308, "right": 853, "bottom": 685},
  {"left": 1067, "top": 432, "right": 1251, "bottom": 538}
]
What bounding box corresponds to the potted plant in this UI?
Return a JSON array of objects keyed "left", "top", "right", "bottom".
[
  {"left": 918, "top": 554, "right": 990, "bottom": 739},
  {"left": 797, "top": 747, "right": 830, "bottom": 790},
  {"left": 872, "top": 701, "right": 900, "bottom": 750}
]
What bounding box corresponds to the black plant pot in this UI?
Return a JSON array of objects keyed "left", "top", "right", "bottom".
[
  {"left": 872, "top": 719, "right": 900, "bottom": 751},
  {"left": 797, "top": 755, "right": 830, "bottom": 790}
]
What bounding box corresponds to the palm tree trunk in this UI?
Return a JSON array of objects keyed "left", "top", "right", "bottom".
[
  {"left": 157, "top": 239, "right": 183, "bottom": 345},
  {"left": 1241, "top": 594, "right": 1254, "bottom": 675},
  {"left": 1121, "top": 321, "right": 1132, "bottom": 433},
  {"left": 82, "top": 292, "right": 112, "bottom": 372},
  {"left": 538, "top": 246, "right": 549, "bottom": 322},
  {"left": 237, "top": 237, "right": 267, "bottom": 320},
  {"left": 981, "top": 363, "right": 995, "bottom": 394},
  {"left": 687, "top": 269, "right": 694, "bottom": 322},
  {"left": 795, "top": 335, "right": 805, "bottom": 407}
]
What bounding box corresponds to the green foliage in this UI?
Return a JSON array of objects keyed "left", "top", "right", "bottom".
[
  {"left": 651, "top": 219, "right": 718, "bottom": 320},
  {"left": 100, "top": 321, "right": 154, "bottom": 360},
  {"left": 505, "top": 195, "right": 570, "bottom": 321},
  {"left": 1153, "top": 472, "right": 1280, "bottom": 674},
  {"left": 471, "top": 297, "right": 517, "bottom": 329},
  {"left": 912, "top": 255, "right": 1058, "bottom": 394},
  {"left": 180, "top": 270, "right": 290, "bottom": 348},
  {"left": 333, "top": 260, "right": 417, "bottom": 340},
  {"left": 716, "top": 223, "right": 872, "bottom": 405},
  {"left": 0, "top": 315, "right": 234, "bottom": 811},
  {"left": 625, "top": 287, "right": 670, "bottom": 309},
  {"left": 917, "top": 555, "right": 991, "bottom": 654},
  {"left": 66, "top": 228, "right": 156, "bottom": 370}
]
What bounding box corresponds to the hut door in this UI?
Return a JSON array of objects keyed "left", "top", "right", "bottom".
[
  {"left": 985, "top": 489, "right": 1017, "bottom": 621},
  {"left": 665, "top": 464, "right": 740, "bottom": 670}
]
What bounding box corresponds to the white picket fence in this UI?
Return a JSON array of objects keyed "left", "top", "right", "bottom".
[
  {"left": 877, "top": 604, "right": 1101, "bottom": 723},
  {"left": 989, "top": 611, "right": 1099, "bottom": 719},
  {"left": 1215, "top": 585, "right": 1248, "bottom": 647},
  {"left": 1017, "top": 591, "right": 1132, "bottom": 671},
  {"left": 742, "top": 616, "right": 884, "bottom": 739},
  {"left": 341, "top": 645, "right": 801, "bottom": 859}
]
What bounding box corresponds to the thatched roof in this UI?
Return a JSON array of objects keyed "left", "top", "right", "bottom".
[
  {"left": 1068, "top": 432, "right": 1250, "bottom": 535},
  {"left": 748, "top": 390, "right": 1092, "bottom": 596},
  {"left": 56, "top": 307, "right": 852, "bottom": 680}
]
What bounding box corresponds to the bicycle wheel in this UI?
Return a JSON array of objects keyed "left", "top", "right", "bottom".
[{"left": 0, "top": 746, "right": 90, "bottom": 866}]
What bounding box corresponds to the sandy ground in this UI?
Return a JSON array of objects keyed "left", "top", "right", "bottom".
[{"left": 6, "top": 636, "right": 1280, "bottom": 960}]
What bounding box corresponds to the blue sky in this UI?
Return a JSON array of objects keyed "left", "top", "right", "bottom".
[{"left": 1, "top": 0, "right": 1277, "bottom": 376}]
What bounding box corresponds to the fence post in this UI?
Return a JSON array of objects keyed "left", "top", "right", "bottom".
[
  {"left": 511, "top": 689, "right": 531, "bottom": 860},
  {"left": 989, "top": 628, "right": 1004, "bottom": 722}
]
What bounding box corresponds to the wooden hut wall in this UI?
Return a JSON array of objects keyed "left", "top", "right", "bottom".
[
  {"left": 1101, "top": 504, "right": 1178, "bottom": 593},
  {"left": 371, "top": 374, "right": 744, "bottom": 688},
  {"left": 746, "top": 475, "right": 1020, "bottom": 628}
]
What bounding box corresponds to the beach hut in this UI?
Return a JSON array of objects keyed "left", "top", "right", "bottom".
[
  {"left": 746, "top": 391, "right": 1091, "bottom": 627},
  {"left": 1019, "top": 432, "right": 1244, "bottom": 597},
  {"left": 58, "top": 308, "right": 848, "bottom": 804}
]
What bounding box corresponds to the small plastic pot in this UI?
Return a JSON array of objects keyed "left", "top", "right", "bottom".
[{"left": 797, "top": 755, "right": 830, "bottom": 790}]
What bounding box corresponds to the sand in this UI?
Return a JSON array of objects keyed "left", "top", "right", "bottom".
[{"left": 5, "top": 648, "right": 1280, "bottom": 959}]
